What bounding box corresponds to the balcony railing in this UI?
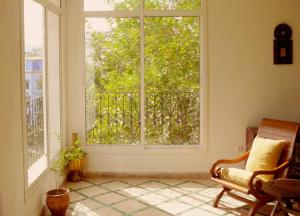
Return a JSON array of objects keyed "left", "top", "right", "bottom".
[
  {"left": 86, "top": 91, "right": 200, "bottom": 145},
  {"left": 26, "top": 97, "right": 44, "bottom": 168}
]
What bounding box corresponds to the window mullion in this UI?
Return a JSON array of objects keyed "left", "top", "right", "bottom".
[
  {"left": 140, "top": 0, "right": 145, "bottom": 148},
  {"left": 144, "top": 10, "right": 201, "bottom": 17},
  {"left": 44, "top": 7, "right": 50, "bottom": 165}
]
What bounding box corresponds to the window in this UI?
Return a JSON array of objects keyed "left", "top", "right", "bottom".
[
  {"left": 24, "top": 0, "right": 47, "bottom": 185},
  {"left": 84, "top": 0, "right": 201, "bottom": 146},
  {"left": 47, "top": 10, "right": 61, "bottom": 159},
  {"left": 36, "top": 79, "right": 43, "bottom": 90},
  {"left": 23, "top": 0, "right": 61, "bottom": 185},
  {"left": 25, "top": 80, "right": 30, "bottom": 90}
]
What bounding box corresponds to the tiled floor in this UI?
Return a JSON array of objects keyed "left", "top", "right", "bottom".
[{"left": 46, "top": 178, "right": 299, "bottom": 216}]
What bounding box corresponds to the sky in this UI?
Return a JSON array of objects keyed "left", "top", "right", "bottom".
[
  {"left": 24, "top": 0, "right": 44, "bottom": 50},
  {"left": 24, "top": 0, "right": 118, "bottom": 50},
  {"left": 85, "top": 0, "right": 125, "bottom": 11}
]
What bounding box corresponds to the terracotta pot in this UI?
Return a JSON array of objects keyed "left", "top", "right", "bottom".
[
  {"left": 46, "top": 188, "right": 70, "bottom": 216},
  {"left": 69, "top": 158, "right": 84, "bottom": 171}
]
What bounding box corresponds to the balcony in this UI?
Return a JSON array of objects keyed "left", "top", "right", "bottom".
[
  {"left": 26, "top": 96, "right": 44, "bottom": 168},
  {"left": 86, "top": 91, "right": 200, "bottom": 145}
]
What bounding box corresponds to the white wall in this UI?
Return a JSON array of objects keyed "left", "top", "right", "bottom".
[
  {"left": 0, "top": 0, "right": 66, "bottom": 216},
  {"left": 66, "top": 0, "right": 300, "bottom": 174}
]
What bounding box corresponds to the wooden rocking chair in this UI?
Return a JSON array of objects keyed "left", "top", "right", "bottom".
[{"left": 210, "top": 118, "right": 300, "bottom": 216}]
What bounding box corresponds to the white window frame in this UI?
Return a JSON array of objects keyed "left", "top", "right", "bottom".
[
  {"left": 81, "top": 0, "right": 207, "bottom": 151},
  {"left": 21, "top": 0, "right": 63, "bottom": 200}
]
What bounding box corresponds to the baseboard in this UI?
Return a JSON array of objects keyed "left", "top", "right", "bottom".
[{"left": 84, "top": 171, "right": 210, "bottom": 179}]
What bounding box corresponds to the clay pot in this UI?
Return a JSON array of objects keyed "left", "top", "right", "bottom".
[
  {"left": 69, "top": 158, "right": 84, "bottom": 171},
  {"left": 46, "top": 188, "right": 70, "bottom": 216},
  {"left": 68, "top": 158, "right": 85, "bottom": 182}
]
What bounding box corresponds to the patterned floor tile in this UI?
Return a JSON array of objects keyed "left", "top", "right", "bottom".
[
  {"left": 132, "top": 207, "right": 172, "bottom": 216},
  {"left": 156, "top": 200, "right": 192, "bottom": 215},
  {"left": 197, "top": 187, "right": 223, "bottom": 199},
  {"left": 190, "top": 192, "right": 214, "bottom": 203},
  {"left": 139, "top": 181, "right": 169, "bottom": 192},
  {"left": 77, "top": 186, "right": 108, "bottom": 197},
  {"left": 156, "top": 179, "right": 187, "bottom": 186},
  {"left": 112, "top": 199, "right": 147, "bottom": 213},
  {"left": 86, "top": 178, "right": 112, "bottom": 185},
  {"left": 156, "top": 188, "right": 183, "bottom": 198},
  {"left": 179, "top": 208, "right": 218, "bottom": 216},
  {"left": 201, "top": 204, "right": 229, "bottom": 215},
  {"left": 175, "top": 182, "right": 207, "bottom": 193},
  {"left": 93, "top": 207, "right": 123, "bottom": 216},
  {"left": 122, "top": 178, "right": 151, "bottom": 185},
  {"left": 138, "top": 192, "right": 169, "bottom": 205},
  {"left": 63, "top": 178, "right": 299, "bottom": 216},
  {"left": 93, "top": 192, "right": 127, "bottom": 205},
  {"left": 177, "top": 195, "right": 206, "bottom": 206},
  {"left": 193, "top": 179, "right": 218, "bottom": 187},
  {"left": 69, "top": 191, "right": 86, "bottom": 202},
  {"left": 119, "top": 187, "right": 149, "bottom": 198},
  {"left": 66, "top": 181, "right": 93, "bottom": 190},
  {"left": 71, "top": 199, "right": 103, "bottom": 212},
  {"left": 100, "top": 180, "right": 131, "bottom": 190}
]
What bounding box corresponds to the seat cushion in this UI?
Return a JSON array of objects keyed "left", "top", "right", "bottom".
[
  {"left": 245, "top": 136, "right": 286, "bottom": 181},
  {"left": 220, "top": 167, "right": 254, "bottom": 187}
]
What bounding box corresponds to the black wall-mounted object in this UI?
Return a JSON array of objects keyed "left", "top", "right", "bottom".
[{"left": 273, "top": 23, "right": 293, "bottom": 64}]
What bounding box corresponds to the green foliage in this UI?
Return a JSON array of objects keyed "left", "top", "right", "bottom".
[
  {"left": 50, "top": 154, "right": 66, "bottom": 191},
  {"left": 50, "top": 135, "right": 85, "bottom": 172},
  {"left": 50, "top": 152, "right": 68, "bottom": 173},
  {"left": 50, "top": 134, "right": 67, "bottom": 173},
  {"left": 85, "top": 0, "right": 200, "bottom": 145},
  {"left": 63, "top": 136, "right": 86, "bottom": 162}
]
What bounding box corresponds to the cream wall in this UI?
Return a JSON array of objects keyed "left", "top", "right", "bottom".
[
  {"left": 66, "top": 0, "right": 300, "bottom": 174},
  {"left": 0, "top": 0, "right": 66, "bottom": 216},
  {"left": 1, "top": 0, "right": 300, "bottom": 215},
  {"left": 208, "top": 0, "right": 300, "bottom": 161}
]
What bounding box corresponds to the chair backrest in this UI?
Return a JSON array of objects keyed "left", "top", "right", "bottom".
[{"left": 257, "top": 118, "right": 300, "bottom": 177}]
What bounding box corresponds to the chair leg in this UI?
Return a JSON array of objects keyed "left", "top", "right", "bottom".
[
  {"left": 213, "top": 187, "right": 227, "bottom": 208},
  {"left": 277, "top": 198, "right": 289, "bottom": 216},
  {"left": 248, "top": 202, "right": 264, "bottom": 216},
  {"left": 270, "top": 201, "right": 278, "bottom": 216},
  {"left": 271, "top": 198, "right": 289, "bottom": 216}
]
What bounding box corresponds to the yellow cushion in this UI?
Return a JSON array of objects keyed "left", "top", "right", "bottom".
[
  {"left": 220, "top": 168, "right": 254, "bottom": 187},
  {"left": 245, "top": 136, "right": 286, "bottom": 181}
]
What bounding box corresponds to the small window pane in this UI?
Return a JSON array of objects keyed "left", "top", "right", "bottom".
[
  {"left": 144, "top": 17, "right": 200, "bottom": 145},
  {"left": 85, "top": 18, "right": 140, "bottom": 145},
  {"left": 47, "top": 11, "right": 61, "bottom": 159},
  {"left": 84, "top": 0, "right": 139, "bottom": 11},
  {"left": 24, "top": 0, "right": 47, "bottom": 184},
  {"left": 145, "top": 0, "right": 200, "bottom": 10}
]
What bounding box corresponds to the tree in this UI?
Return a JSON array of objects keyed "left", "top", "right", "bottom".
[{"left": 85, "top": 0, "right": 200, "bottom": 145}]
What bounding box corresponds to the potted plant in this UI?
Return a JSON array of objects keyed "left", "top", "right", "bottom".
[
  {"left": 46, "top": 153, "right": 70, "bottom": 216},
  {"left": 63, "top": 133, "right": 86, "bottom": 182}
]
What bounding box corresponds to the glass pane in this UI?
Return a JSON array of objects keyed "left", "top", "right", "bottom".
[
  {"left": 84, "top": 0, "right": 139, "bottom": 11},
  {"left": 85, "top": 18, "right": 140, "bottom": 145},
  {"left": 144, "top": 17, "right": 200, "bottom": 145},
  {"left": 24, "top": 0, "right": 47, "bottom": 184},
  {"left": 145, "top": 0, "right": 200, "bottom": 10},
  {"left": 47, "top": 11, "right": 61, "bottom": 159}
]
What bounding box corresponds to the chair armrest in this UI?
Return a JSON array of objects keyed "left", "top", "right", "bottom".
[
  {"left": 210, "top": 151, "right": 250, "bottom": 178},
  {"left": 248, "top": 160, "right": 292, "bottom": 192}
]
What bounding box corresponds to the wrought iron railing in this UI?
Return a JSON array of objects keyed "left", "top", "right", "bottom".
[
  {"left": 86, "top": 91, "right": 200, "bottom": 145},
  {"left": 26, "top": 97, "right": 44, "bottom": 168}
]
